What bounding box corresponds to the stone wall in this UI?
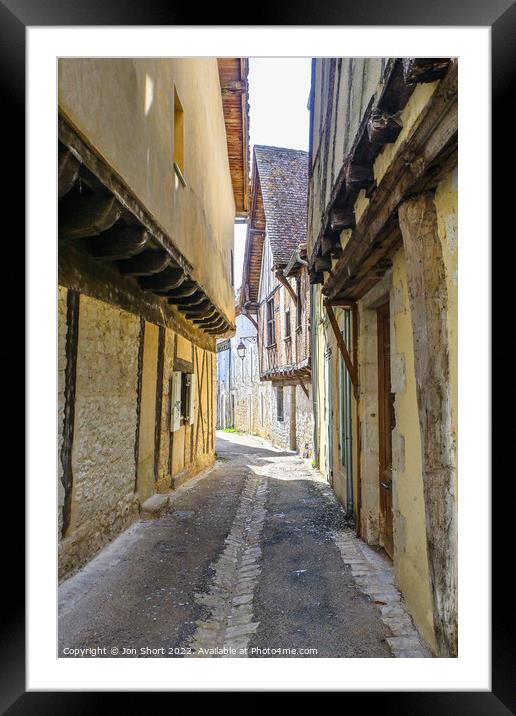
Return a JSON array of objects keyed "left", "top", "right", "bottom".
[
  {"left": 296, "top": 384, "right": 313, "bottom": 458},
  {"left": 59, "top": 294, "right": 141, "bottom": 578},
  {"left": 59, "top": 292, "right": 217, "bottom": 579}
]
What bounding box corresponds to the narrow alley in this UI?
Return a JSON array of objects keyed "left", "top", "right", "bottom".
[
  {"left": 59, "top": 431, "right": 429, "bottom": 659},
  {"left": 56, "top": 56, "right": 458, "bottom": 663}
]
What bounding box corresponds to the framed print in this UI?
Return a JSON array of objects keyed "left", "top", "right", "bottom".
[{"left": 5, "top": 0, "right": 511, "bottom": 709}]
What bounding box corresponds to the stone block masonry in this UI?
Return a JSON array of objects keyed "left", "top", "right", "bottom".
[
  {"left": 331, "top": 529, "right": 431, "bottom": 657},
  {"left": 59, "top": 294, "right": 141, "bottom": 578},
  {"left": 188, "top": 474, "right": 269, "bottom": 657}
]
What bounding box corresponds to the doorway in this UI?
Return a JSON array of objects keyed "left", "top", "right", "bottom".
[
  {"left": 324, "top": 343, "right": 333, "bottom": 484},
  {"left": 377, "top": 302, "right": 395, "bottom": 559}
]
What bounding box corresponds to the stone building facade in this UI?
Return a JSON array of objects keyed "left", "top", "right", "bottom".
[
  {"left": 307, "top": 58, "right": 457, "bottom": 656},
  {"left": 216, "top": 310, "right": 274, "bottom": 441},
  {"left": 58, "top": 58, "right": 249, "bottom": 578},
  {"left": 240, "top": 146, "right": 313, "bottom": 456}
]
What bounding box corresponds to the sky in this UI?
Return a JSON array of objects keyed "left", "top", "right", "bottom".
[{"left": 233, "top": 58, "right": 312, "bottom": 292}]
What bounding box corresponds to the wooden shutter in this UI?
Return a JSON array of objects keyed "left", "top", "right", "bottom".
[{"left": 170, "top": 371, "right": 182, "bottom": 432}]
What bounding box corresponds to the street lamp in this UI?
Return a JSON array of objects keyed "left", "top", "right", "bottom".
[{"left": 237, "top": 339, "right": 246, "bottom": 361}]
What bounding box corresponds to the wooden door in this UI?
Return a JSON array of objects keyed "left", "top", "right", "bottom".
[{"left": 377, "top": 302, "right": 395, "bottom": 559}]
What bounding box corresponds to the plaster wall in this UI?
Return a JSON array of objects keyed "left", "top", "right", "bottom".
[
  {"left": 389, "top": 247, "right": 436, "bottom": 652},
  {"left": 58, "top": 58, "right": 236, "bottom": 321}
]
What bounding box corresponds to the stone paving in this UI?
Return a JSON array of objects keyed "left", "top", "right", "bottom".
[
  {"left": 188, "top": 475, "right": 268, "bottom": 657},
  {"left": 331, "top": 531, "right": 430, "bottom": 657},
  {"left": 58, "top": 430, "right": 431, "bottom": 658}
]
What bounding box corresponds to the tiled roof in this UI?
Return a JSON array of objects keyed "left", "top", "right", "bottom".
[{"left": 254, "top": 146, "right": 308, "bottom": 267}]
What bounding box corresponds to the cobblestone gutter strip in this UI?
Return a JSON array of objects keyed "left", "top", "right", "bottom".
[
  {"left": 332, "top": 530, "right": 431, "bottom": 658},
  {"left": 187, "top": 475, "right": 269, "bottom": 658}
]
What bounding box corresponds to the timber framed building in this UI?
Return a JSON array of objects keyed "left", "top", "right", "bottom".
[
  {"left": 240, "top": 146, "right": 313, "bottom": 455},
  {"left": 58, "top": 58, "right": 249, "bottom": 578},
  {"left": 308, "top": 58, "right": 457, "bottom": 656}
]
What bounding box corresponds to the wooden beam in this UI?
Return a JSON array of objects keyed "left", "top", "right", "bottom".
[
  {"left": 203, "top": 322, "right": 227, "bottom": 334},
  {"left": 275, "top": 270, "right": 297, "bottom": 305},
  {"left": 398, "top": 191, "right": 456, "bottom": 657},
  {"left": 192, "top": 309, "right": 219, "bottom": 324},
  {"left": 367, "top": 111, "right": 403, "bottom": 145},
  {"left": 345, "top": 162, "right": 375, "bottom": 191},
  {"left": 166, "top": 283, "right": 198, "bottom": 300},
  {"left": 314, "top": 255, "right": 332, "bottom": 272},
  {"left": 309, "top": 271, "right": 324, "bottom": 285},
  {"left": 167, "top": 291, "right": 204, "bottom": 306},
  {"left": 205, "top": 321, "right": 229, "bottom": 334},
  {"left": 206, "top": 316, "right": 229, "bottom": 330},
  {"left": 241, "top": 308, "right": 258, "bottom": 330},
  {"left": 59, "top": 196, "right": 121, "bottom": 239},
  {"left": 403, "top": 58, "right": 450, "bottom": 85},
  {"left": 298, "top": 377, "right": 309, "bottom": 399},
  {"left": 325, "top": 302, "right": 358, "bottom": 395},
  {"left": 221, "top": 79, "right": 247, "bottom": 94},
  {"left": 59, "top": 114, "right": 194, "bottom": 278},
  {"left": 321, "top": 235, "right": 342, "bottom": 258},
  {"left": 192, "top": 313, "right": 218, "bottom": 325},
  {"left": 60, "top": 289, "right": 79, "bottom": 537},
  {"left": 329, "top": 208, "right": 355, "bottom": 233},
  {"left": 183, "top": 301, "right": 214, "bottom": 318},
  {"left": 58, "top": 147, "right": 80, "bottom": 200},
  {"left": 139, "top": 266, "right": 186, "bottom": 292},
  {"left": 87, "top": 226, "right": 149, "bottom": 260},
  {"left": 181, "top": 300, "right": 212, "bottom": 316},
  {"left": 324, "top": 61, "right": 457, "bottom": 301},
  {"left": 118, "top": 250, "right": 170, "bottom": 276}
]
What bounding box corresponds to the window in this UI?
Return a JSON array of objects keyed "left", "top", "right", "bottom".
[
  {"left": 276, "top": 386, "right": 284, "bottom": 422},
  {"left": 170, "top": 370, "right": 194, "bottom": 431},
  {"left": 284, "top": 309, "right": 291, "bottom": 339},
  {"left": 173, "top": 87, "right": 185, "bottom": 183},
  {"left": 296, "top": 276, "right": 302, "bottom": 329},
  {"left": 266, "top": 297, "right": 275, "bottom": 346}
]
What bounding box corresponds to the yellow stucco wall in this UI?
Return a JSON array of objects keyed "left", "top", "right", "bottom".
[
  {"left": 58, "top": 58, "right": 236, "bottom": 322},
  {"left": 308, "top": 63, "right": 457, "bottom": 655},
  {"left": 390, "top": 247, "right": 436, "bottom": 652}
]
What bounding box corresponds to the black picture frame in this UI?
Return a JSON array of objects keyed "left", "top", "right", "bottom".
[{"left": 6, "top": 0, "right": 511, "bottom": 710}]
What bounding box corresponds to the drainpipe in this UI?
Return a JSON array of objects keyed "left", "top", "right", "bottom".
[
  {"left": 349, "top": 300, "right": 361, "bottom": 537},
  {"left": 295, "top": 251, "right": 309, "bottom": 267}
]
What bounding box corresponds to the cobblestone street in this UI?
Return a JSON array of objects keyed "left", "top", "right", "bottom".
[{"left": 59, "top": 431, "right": 429, "bottom": 658}]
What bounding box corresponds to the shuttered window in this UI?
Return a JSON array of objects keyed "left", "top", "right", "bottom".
[
  {"left": 276, "top": 385, "right": 284, "bottom": 422},
  {"left": 266, "top": 297, "right": 275, "bottom": 345}
]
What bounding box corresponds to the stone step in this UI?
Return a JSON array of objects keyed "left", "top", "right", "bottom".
[{"left": 140, "top": 494, "right": 170, "bottom": 520}]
